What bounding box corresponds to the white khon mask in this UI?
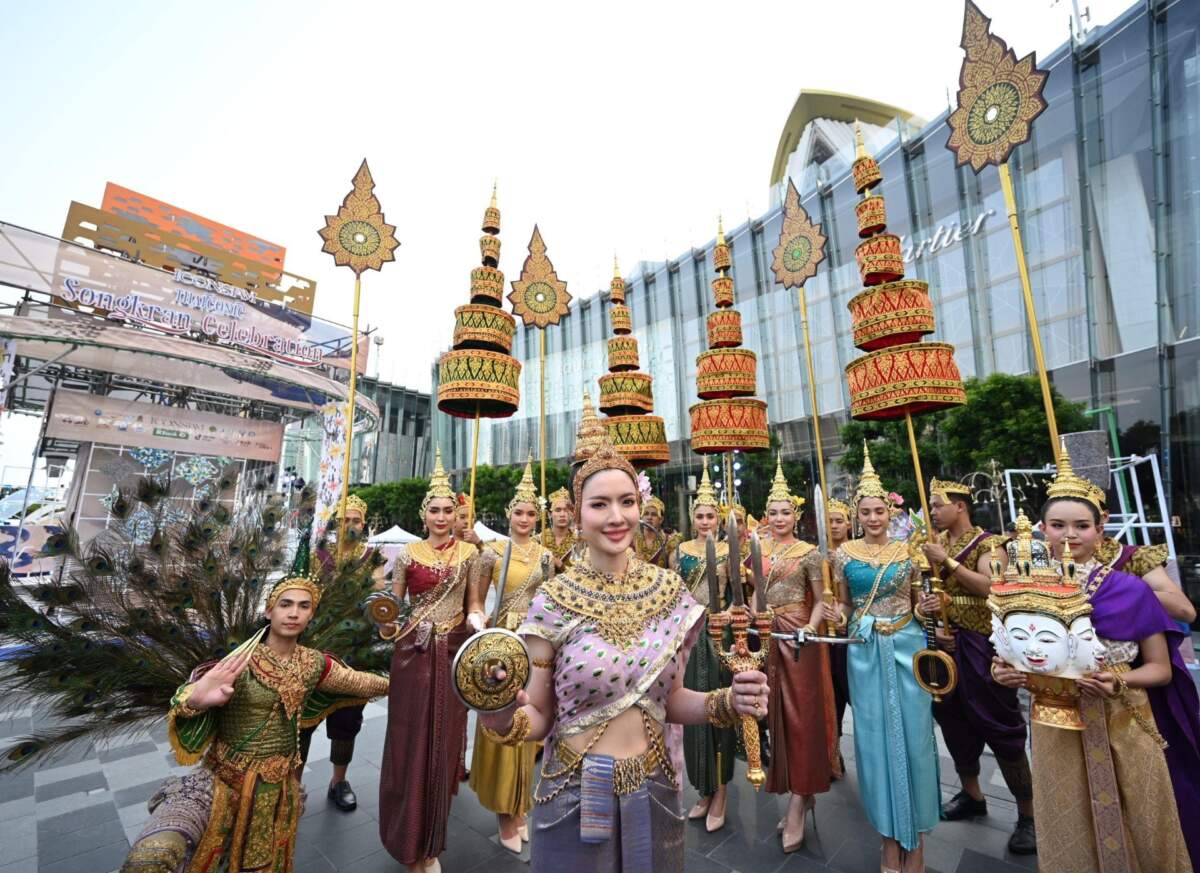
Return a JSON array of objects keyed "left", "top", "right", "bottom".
[{"left": 992, "top": 612, "right": 1100, "bottom": 679}]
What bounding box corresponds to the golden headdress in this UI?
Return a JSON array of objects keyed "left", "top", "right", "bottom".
[
  {"left": 854, "top": 442, "right": 892, "bottom": 508},
  {"left": 1045, "top": 445, "right": 1105, "bottom": 512},
  {"left": 642, "top": 495, "right": 665, "bottom": 516},
  {"left": 766, "top": 454, "right": 805, "bottom": 511},
  {"left": 987, "top": 512, "right": 1090, "bottom": 624},
  {"left": 337, "top": 494, "right": 369, "bottom": 519},
  {"left": 548, "top": 486, "right": 572, "bottom": 509},
  {"left": 930, "top": 478, "right": 971, "bottom": 505},
  {"left": 421, "top": 446, "right": 456, "bottom": 515},
  {"left": 721, "top": 502, "right": 747, "bottom": 523},
  {"left": 574, "top": 391, "right": 607, "bottom": 464},
  {"left": 266, "top": 570, "right": 323, "bottom": 610},
  {"left": 690, "top": 467, "right": 720, "bottom": 514},
  {"left": 507, "top": 454, "right": 540, "bottom": 516},
  {"left": 827, "top": 497, "right": 853, "bottom": 520},
  {"left": 572, "top": 436, "right": 639, "bottom": 519}
]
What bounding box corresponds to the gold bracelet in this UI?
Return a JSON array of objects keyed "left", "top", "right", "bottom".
[
  {"left": 532, "top": 657, "right": 554, "bottom": 670},
  {"left": 481, "top": 707, "right": 532, "bottom": 746},
  {"left": 912, "top": 604, "right": 928, "bottom": 623},
  {"left": 175, "top": 684, "right": 203, "bottom": 719},
  {"left": 379, "top": 622, "right": 400, "bottom": 641},
  {"left": 943, "top": 558, "right": 961, "bottom": 574},
  {"left": 705, "top": 688, "right": 737, "bottom": 727}
]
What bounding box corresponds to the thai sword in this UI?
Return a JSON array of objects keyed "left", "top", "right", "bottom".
[
  {"left": 716, "top": 508, "right": 768, "bottom": 790},
  {"left": 489, "top": 539, "right": 514, "bottom": 629},
  {"left": 813, "top": 484, "right": 838, "bottom": 636}
]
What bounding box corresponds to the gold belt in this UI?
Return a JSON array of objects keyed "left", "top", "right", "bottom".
[
  {"left": 949, "top": 594, "right": 987, "bottom": 608},
  {"left": 555, "top": 740, "right": 667, "bottom": 796},
  {"left": 770, "top": 601, "right": 810, "bottom": 618},
  {"left": 435, "top": 613, "right": 465, "bottom": 634},
  {"left": 871, "top": 612, "right": 913, "bottom": 635},
  {"left": 537, "top": 710, "right": 676, "bottom": 802},
  {"left": 206, "top": 743, "right": 296, "bottom": 787}
]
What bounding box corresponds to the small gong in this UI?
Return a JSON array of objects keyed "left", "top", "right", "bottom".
[
  {"left": 365, "top": 592, "right": 400, "bottom": 625},
  {"left": 913, "top": 648, "right": 958, "bottom": 702},
  {"left": 451, "top": 628, "right": 531, "bottom": 712}
]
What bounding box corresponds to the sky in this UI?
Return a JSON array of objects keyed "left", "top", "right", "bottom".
[{"left": 0, "top": 0, "right": 1130, "bottom": 480}]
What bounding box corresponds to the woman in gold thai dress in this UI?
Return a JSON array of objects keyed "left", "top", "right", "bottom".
[
  {"left": 378, "top": 448, "right": 487, "bottom": 873},
  {"left": 991, "top": 456, "right": 1193, "bottom": 873},
  {"left": 756, "top": 459, "right": 840, "bottom": 854},
  {"left": 668, "top": 468, "right": 735, "bottom": 832},
  {"left": 469, "top": 460, "right": 553, "bottom": 853}
]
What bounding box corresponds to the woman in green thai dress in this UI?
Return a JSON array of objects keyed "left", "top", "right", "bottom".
[{"left": 668, "top": 467, "right": 734, "bottom": 831}]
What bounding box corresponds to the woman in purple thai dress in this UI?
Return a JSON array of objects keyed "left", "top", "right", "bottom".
[{"left": 479, "top": 442, "right": 769, "bottom": 872}]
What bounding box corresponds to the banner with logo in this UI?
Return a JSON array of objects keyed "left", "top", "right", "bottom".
[{"left": 45, "top": 390, "right": 284, "bottom": 463}]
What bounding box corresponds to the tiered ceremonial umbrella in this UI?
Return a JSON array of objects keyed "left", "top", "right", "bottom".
[
  {"left": 844, "top": 123, "right": 967, "bottom": 524},
  {"left": 436, "top": 187, "right": 523, "bottom": 517},
  {"left": 689, "top": 219, "right": 770, "bottom": 503},
  {"left": 598, "top": 259, "right": 668, "bottom": 468}
]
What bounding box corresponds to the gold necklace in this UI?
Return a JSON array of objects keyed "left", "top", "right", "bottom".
[{"left": 843, "top": 538, "right": 906, "bottom": 568}]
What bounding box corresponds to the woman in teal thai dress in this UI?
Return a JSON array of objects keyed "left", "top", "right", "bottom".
[
  {"left": 833, "top": 447, "right": 939, "bottom": 873},
  {"left": 668, "top": 467, "right": 735, "bottom": 832}
]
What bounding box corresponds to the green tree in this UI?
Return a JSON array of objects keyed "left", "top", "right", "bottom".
[
  {"left": 836, "top": 373, "right": 1089, "bottom": 509},
  {"left": 937, "top": 373, "right": 1090, "bottom": 473},
  {"left": 352, "top": 478, "right": 429, "bottom": 534}
]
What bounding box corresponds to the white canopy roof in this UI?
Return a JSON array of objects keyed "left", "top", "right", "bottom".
[{"left": 369, "top": 524, "right": 419, "bottom": 544}]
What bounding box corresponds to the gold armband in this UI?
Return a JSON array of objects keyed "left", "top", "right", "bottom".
[
  {"left": 532, "top": 657, "right": 554, "bottom": 670},
  {"left": 704, "top": 688, "right": 737, "bottom": 728},
  {"left": 175, "top": 684, "right": 203, "bottom": 719},
  {"left": 943, "top": 557, "right": 961, "bottom": 574},
  {"left": 481, "top": 707, "right": 532, "bottom": 746}
]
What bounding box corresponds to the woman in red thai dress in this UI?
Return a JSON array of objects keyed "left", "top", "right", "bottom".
[{"left": 378, "top": 449, "right": 486, "bottom": 873}]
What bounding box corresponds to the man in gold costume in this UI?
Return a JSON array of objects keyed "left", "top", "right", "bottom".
[
  {"left": 120, "top": 575, "right": 389, "bottom": 873},
  {"left": 540, "top": 486, "right": 578, "bottom": 571},
  {"left": 635, "top": 491, "right": 681, "bottom": 569}
]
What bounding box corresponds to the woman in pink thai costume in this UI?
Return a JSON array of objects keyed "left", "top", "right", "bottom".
[{"left": 479, "top": 442, "right": 769, "bottom": 873}]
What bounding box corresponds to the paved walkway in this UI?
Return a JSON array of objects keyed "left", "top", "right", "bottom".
[{"left": 0, "top": 694, "right": 1049, "bottom": 873}]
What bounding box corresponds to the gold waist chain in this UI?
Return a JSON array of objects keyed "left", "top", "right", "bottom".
[{"left": 533, "top": 709, "right": 675, "bottom": 803}]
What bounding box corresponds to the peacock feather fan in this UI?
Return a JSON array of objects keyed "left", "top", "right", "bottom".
[{"left": 0, "top": 475, "right": 353, "bottom": 771}]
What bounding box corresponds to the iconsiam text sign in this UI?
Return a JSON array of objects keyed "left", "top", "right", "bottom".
[
  {"left": 45, "top": 390, "right": 285, "bottom": 463},
  {"left": 0, "top": 222, "right": 361, "bottom": 370}
]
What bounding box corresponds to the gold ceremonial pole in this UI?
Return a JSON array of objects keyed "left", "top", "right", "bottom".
[
  {"left": 998, "top": 162, "right": 1059, "bottom": 460},
  {"left": 337, "top": 275, "right": 362, "bottom": 547},
  {"left": 468, "top": 404, "right": 481, "bottom": 527},
  {"left": 905, "top": 411, "right": 931, "bottom": 528},
  {"left": 539, "top": 328, "right": 547, "bottom": 532},
  {"left": 797, "top": 286, "right": 829, "bottom": 506},
  {"left": 798, "top": 284, "right": 839, "bottom": 631}
]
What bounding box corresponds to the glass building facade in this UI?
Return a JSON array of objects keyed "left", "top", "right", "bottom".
[{"left": 433, "top": 0, "right": 1200, "bottom": 580}]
